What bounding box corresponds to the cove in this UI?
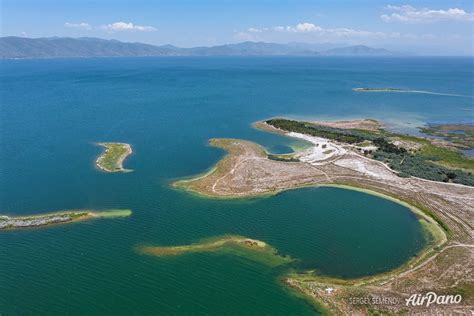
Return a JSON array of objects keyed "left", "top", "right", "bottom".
[{"left": 165, "top": 186, "right": 430, "bottom": 279}]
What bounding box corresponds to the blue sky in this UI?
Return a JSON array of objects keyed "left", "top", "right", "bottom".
[{"left": 1, "top": 0, "right": 473, "bottom": 54}]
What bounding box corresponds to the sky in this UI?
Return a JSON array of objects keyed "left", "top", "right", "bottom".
[{"left": 1, "top": 0, "right": 473, "bottom": 55}]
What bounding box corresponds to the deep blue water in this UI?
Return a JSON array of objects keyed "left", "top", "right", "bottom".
[{"left": 0, "top": 57, "right": 472, "bottom": 315}]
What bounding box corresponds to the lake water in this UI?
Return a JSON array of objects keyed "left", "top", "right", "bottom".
[{"left": 0, "top": 57, "right": 472, "bottom": 315}]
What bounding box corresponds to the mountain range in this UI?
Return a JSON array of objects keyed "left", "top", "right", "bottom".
[{"left": 0, "top": 36, "right": 402, "bottom": 59}]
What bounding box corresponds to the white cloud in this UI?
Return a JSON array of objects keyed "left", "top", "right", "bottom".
[
  {"left": 101, "top": 22, "right": 157, "bottom": 32},
  {"left": 20, "top": 31, "right": 28, "bottom": 37},
  {"left": 247, "top": 27, "right": 262, "bottom": 33},
  {"left": 64, "top": 22, "right": 92, "bottom": 30},
  {"left": 295, "top": 23, "right": 322, "bottom": 32},
  {"left": 270, "top": 22, "right": 387, "bottom": 39},
  {"left": 273, "top": 23, "right": 322, "bottom": 33},
  {"left": 272, "top": 22, "right": 322, "bottom": 33},
  {"left": 236, "top": 21, "right": 433, "bottom": 46},
  {"left": 233, "top": 31, "right": 260, "bottom": 41},
  {"left": 381, "top": 5, "right": 474, "bottom": 23}
]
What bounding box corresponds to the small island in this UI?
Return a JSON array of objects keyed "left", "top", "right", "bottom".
[
  {"left": 138, "top": 235, "right": 292, "bottom": 267},
  {"left": 96, "top": 142, "right": 133, "bottom": 172},
  {"left": 353, "top": 87, "right": 405, "bottom": 92},
  {"left": 0, "top": 209, "right": 132, "bottom": 230}
]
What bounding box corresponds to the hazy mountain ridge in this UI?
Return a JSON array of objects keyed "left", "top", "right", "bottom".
[
  {"left": 320, "top": 45, "right": 396, "bottom": 56},
  {"left": 0, "top": 36, "right": 404, "bottom": 58}
]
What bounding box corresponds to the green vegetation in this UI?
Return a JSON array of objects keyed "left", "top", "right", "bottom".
[
  {"left": 266, "top": 118, "right": 374, "bottom": 144},
  {"left": 96, "top": 142, "right": 132, "bottom": 172},
  {"left": 392, "top": 133, "right": 474, "bottom": 170},
  {"left": 266, "top": 118, "right": 474, "bottom": 186},
  {"left": 268, "top": 153, "right": 300, "bottom": 162},
  {"left": 373, "top": 150, "right": 474, "bottom": 185},
  {"left": 419, "top": 208, "right": 450, "bottom": 235}
]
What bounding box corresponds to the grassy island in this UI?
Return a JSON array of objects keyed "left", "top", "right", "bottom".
[
  {"left": 96, "top": 142, "right": 133, "bottom": 172},
  {"left": 172, "top": 118, "right": 474, "bottom": 314},
  {"left": 0, "top": 209, "right": 131, "bottom": 230},
  {"left": 138, "top": 235, "right": 293, "bottom": 267}
]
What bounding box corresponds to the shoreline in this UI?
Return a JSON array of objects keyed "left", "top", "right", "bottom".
[
  {"left": 171, "top": 147, "right": 451, "bottom": 310},
  {"left": 174, "top": 169, "right": 448, "bottom": 276},
  {"left": 171, "top": 118, "right": 473, "bottom": 313}
]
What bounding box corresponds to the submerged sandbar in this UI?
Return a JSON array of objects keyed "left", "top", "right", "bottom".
[
  {"left": 0, "top": 209, "right": 132, "bottom": 230},
  {"left": 138, "top": 235, "right": 293, "bottom": 267},
  {"left": 96, "top": 142, "right": 133, "bottom": 172}
]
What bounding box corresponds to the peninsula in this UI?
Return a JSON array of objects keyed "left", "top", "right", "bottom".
[
  {"left": 96, "top": 142, "right": 133, "bottom": 172},
  {"left": 173, "top": 118, "right": 474, "bottom": 314},
  {"left": 0, "top": 209, "right": 132, "bottom": 230}
]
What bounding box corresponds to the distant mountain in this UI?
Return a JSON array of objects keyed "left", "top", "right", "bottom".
[
  {"left": 185, "top": 42, "right": 315, "bottom": 56},
  {"left": 0, "top": 37, "right": 180, "bottom": 58},
  {"left": 320, "top": 45, "right": 397, "bottom": 56},
  {"left": 286, "top": 42, "right": 350, "bottom": 51},
  {"left": 0, "top": 37, "right": 402, "bottom": 59}
]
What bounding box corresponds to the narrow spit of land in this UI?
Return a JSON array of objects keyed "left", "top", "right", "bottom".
[
  {"left": 173, "top": 118, "right": 474, "bottom": 314},
  {"left": 353, "top": 87, "right": 470, "bottom": 97},
  {"left": 96, "top": 142, "right": 133, "bottom": 172},
  {"left": 138, "top": 235, "right": 293, "bottom": 267},
  {"left": 353, "top": 87, "right": 406, "bottom": 92},
  {"left": 0, "top": 209, "right": 132, "bottom": 230}
]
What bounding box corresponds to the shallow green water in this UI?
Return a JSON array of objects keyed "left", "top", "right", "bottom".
[{"left": 1, "top": 57, "right": 470, "bottom": 314}]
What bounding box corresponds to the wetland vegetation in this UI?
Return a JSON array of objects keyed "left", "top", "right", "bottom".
[{"left": 420, "top": 124, "right": 474, "bottom": 150}]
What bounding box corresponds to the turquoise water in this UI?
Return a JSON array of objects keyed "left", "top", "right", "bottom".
[{"left": 0, "top": 57, "right": 472, "bottom": 315}]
